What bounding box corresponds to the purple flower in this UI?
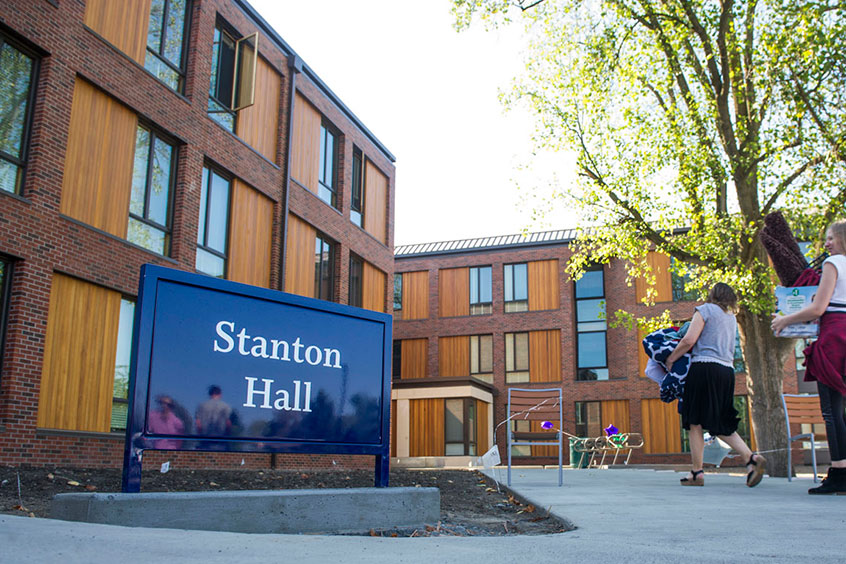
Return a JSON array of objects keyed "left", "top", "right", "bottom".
[
  {"left": 604, "top": 424, "right": 619, "bottom": 436},
  {"left": 541, "top": 421, "right": 554, "bottom": 430}
]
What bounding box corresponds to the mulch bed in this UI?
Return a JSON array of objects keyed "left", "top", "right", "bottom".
[{"left": 0, "top": 466, "right": 571, "bottom": 537}]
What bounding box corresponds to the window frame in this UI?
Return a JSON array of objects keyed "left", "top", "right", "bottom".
[
  {"left": 350, "top": 146, "right": 364, "bottom": 226},
  {"left": 349, "top": 253, "right": 363, "bottom": 307},
  {"left": 111, "top": 297, "right": 135, "bottom": 432},
  {"left": 196, "top": 164, "right": 232, "bottom": 278},
  {"left": 0, "top": 32, "right": 39, "bottom": 196},
  {"left": 575, "top": 265, "right": 608, "bottom": 381},
  {"left": 503, "top": 263, "right": 528, "bottom": 312},
  {"left": 444, "top": 398, "right": 477, "bottom": 456},
  {"left": 469, "top": 265, "right": 492, "bottom": 315},
  {"left": 207, "top": 20, "right": 237, "bottom": 131},
  {"left": 144, "top": 0, "right": 191, "bottom": 93},
  {"left": 469, "top": 334, "right": 493, "bottom": 380},
  {"left": 317, "top": 121, "right": 339, "bottom": 208},
  {"left": 392, "top": 340, "right": 402, "bottom": 380},
  {"left": 504, "top": 331, "right": 529, "bottom": 383},
  {"left": 574, "top": 400, "right": 602, "bottom": 438},
  {"left": 314, "top": 231, "right": 335, "bottom": 301},
  {"left": 670, "top": 257, "right": 698, "bottom": 302},
  {"left": 0, "top": 257, "right": 12, "bottom": 380},
  {"left": 128, "top": 123, "right": 177, "bottom": 256},
  {"left": 393, "top": 273, "right": 403, "bottom": 311}
]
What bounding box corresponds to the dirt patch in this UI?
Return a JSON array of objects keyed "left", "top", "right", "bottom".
[{"left": 0, "top": 466, "right": 570, "bottom": 536}]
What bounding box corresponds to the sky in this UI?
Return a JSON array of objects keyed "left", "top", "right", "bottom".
[{"left": 248, "top": 0, "right": 579, "bottom": 246}]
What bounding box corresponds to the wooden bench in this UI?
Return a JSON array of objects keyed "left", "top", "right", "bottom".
[
  {"left": 782, "top": 393, "right": 825, "bottom": 482},
  {"left": 507, "top": 387, "right": 563, "bottom": 486}
]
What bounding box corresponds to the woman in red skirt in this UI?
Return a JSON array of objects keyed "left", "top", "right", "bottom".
[{"left": 773, "top": 220, "right": 846, "bottom": 494}]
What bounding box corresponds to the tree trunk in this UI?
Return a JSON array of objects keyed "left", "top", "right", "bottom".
[{"left": 737, "top": 310, "right": 794, "bottom": 478}]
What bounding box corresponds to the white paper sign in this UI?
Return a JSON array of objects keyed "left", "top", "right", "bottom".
[{"left": 478, "top": 445, "right": 501, "bottom": 468}]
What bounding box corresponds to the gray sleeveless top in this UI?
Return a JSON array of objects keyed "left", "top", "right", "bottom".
[{"left": 691, "top": 302, "right": 736, "bottom": 367}]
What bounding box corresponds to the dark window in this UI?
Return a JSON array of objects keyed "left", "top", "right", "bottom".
[
  {"left": 0, "top": 34, "right": 37, "bottom": 195},
  {"left": 733, "top": 329, "right": 745, "bottom": 374},
  {"left": 575, "top": 401, "right": 601, "bottom": 438},
  {"left": 0, "top": 258, "right": 11, "bottom": 378},
  {"left": 470, "top": 334, "right": 493, "bottom": 383},
  {"left": 469, "top": 266, "right": 492, "bottom": 315},
  {"left": 351, "top": 147, "right": 363, "bottom": 226},
  {"left": 504, "top": 263, "right": 528, "bottom": 312},
  {"left": 145, "top": 0, "right": 190, "bottom": 92},
  {"left": 318, "top": 123, "right": 338, "bottom": 207},
  {"left": 112, "top": 298, "right": 135, "bottom": 431},
  {"left": 349, "top": 254, "right": 363, "bottom": 307},
  {"left": 314, "top": 232, "right": 335, "bottom": 301},
  {"left": 505, "top": 332, "right": 529, "bottom": 383},
  {"left": 392, "top": 340, "right": 402, "bottom": 380},
  {"left": 196, "top": 166, "right": 231, "bottom": 278},
  {"left": 207, "top": 20, "right": 256, "bottom": 132},
  {"left": 671, "top": 258, "right": 698, "bottom": 302},
  {"left": 128, "top": 125, "right": 175, "bottom": 255},
  {"left": 393, "top": 273, "right": 402, "bottom": 310},
  {"left": 445, "top": 398, "right": 477, "bottom": 456},
  {"left": 575, "top": 267, "right": 608, "bottom": 380}
]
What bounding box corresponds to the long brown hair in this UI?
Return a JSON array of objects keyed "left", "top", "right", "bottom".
[
  {"left": 829, "top": 220, "right": 846, "bottom": 254},
  {"left": 706, "top": 282, "right": 737, "bottom": 312}
]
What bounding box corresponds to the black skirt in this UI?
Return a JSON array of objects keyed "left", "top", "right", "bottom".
[{"left": 681, "top": 361, "right": 740, "bottom": 436}]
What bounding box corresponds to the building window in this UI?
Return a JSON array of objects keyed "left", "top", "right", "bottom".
[
  {"left": 504, "top": 263, "right": 528, "bottom": 312},
  {"left": 314, "top": 232, "right": 335, "bottom": 301},
  {"left": 0, "top": 35, "right": 37, "bottom": 195},
  {"left": 145, "top": 0, "right": 190, "bottom": 92},
  {"left": 671, "top": 257, "right": 698, "bottom": 301},
  {"left": 392, "top": 340, "right": 402, "bottom": 380},
  {"left": 393, "top": 273, "right": 402, "bottom": 310},
  {"left": 349, "top": 253, "right": 363, "bottom": 307},
  {"left": 510, "top": 420, "right": 531, "bottom": 456},
  {"left": 469, "top": 266, "right": 492, "bottom": 315},
  {"left": 575, "top": 267, "right": 608, "bottom": 381},
  {"left": 351, "top": 147, "right": 363, "bottom": 226},
  {"left": 0, "top": 258, "right": 11, "bottom": 378},
  {"left": 733, "top": 329, "right": 745, "bottom": 374},
  {"left": 318, "top": 123, "right": 338, "bottom": 207},
  {"left": 196, "top": 166, "right": 231, "bottom": 278},
  {"left": 505, "top": 332, "right": 529, "bottom": 383},
  {"left": 208, "top": 21, "right": 257, "bottom": 132},
  {"left": 128, "top": 125, "right": 175, "bottom": 255},
  {"left": 470, "top": 334, "right": 493, "bottom": 383},
  {"left": 112, "top": 298, "right": 135, "bottom": 431},
  {"left": 445, "top": 398, "right": 477, "bottom": 456},
  {"left": 575, "top": 401, "right": 601, "bottom": 438}
]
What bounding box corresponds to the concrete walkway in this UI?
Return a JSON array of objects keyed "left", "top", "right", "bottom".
[{"left": 1, "top": 467, "right": 844, "bottom": 563}]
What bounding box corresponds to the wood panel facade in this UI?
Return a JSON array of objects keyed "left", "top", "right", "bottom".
[
  {"left": 438, "top": 267, "right": 469, "bottom": 318},
  {"left": 409, "top": 398, "right": 444, "bottom": 457},
  {"left": 290, "top": 92, "right": 320, "bottom": 193},
  {"left": 37, "top": 274, "right": 121, "bottom": 432},
  {"left": 529, "top": 329, "right": 561, "bottom": 382},
  {"left": 61, "top": 79, "right": 136, "bottom": 238},
  {"left": 641, "top": 399, "right": 681, "bottom": 454},
  {"left": 84, "top": 0, "right": 151, "bottom": 63},
  {"left": 362, "top": 261, "right": 386, "bottom": 312},
  {"left": 635, "top": 251, "right": 673, "bottom": 303},
  {"left": 400, "top": 338, "right": 428, "bottom": 379},
  {"left": 236, "top": 56, "right": 281, "bottom": 162},
  {"left": 363, "top": 161, "right": 388, "bottom": 244},
  {"left": 401, "top": 271, "right": 429, "bottom": 320},
  {"left": 601, "top": 400, "right": 631, "bottom": 434},
  {"left": 439, "top": 335, "right": 469, "bottom": 377},
  {"left": 284, "top": 214, "right": 316, "bottom": 297},
  {"left": 228, "top": 180, "right": 274, "bottom": 288},
  {"left": 528, "top": 259, "right": 559, "bottom": 311}
]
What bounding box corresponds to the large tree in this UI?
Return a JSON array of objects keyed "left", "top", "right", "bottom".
[{"left": 454, "top": 0, "right": 846, "bottom": 475}]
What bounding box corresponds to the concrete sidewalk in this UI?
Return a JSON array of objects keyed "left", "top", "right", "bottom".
[{"left": 1, "top": 467, "right": 844, "bottom": 564}]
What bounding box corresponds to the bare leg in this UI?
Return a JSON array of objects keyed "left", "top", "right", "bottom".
[
  {"left": 716, "top": 432, "right": 753, "bottom": 462},
  {"left": 689, "top": 424, "right": 705, "bottom": 472}
]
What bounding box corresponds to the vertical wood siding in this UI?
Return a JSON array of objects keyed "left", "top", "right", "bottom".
[
  {"left": 362, "top": 261, "right": 386, "bottom": 312},
  {"left": 529, "top": 329, "right": 561, "bottom": 382},
  {"left": 641, "top": 398, "right": 681, "bottom": 454},
  {"left": 638, "top": 328, "right": 648, "bottom": 378},
  {"left": 61, "top": 79, "right": 137, "bottom": 238},
  {"left": 363, "top": 160, "right": 388, "bottom": 244},
  {"left": 284, "top": 214, "right": 316, "bottom": 297},
  {"left": 439, "top": 335, "right": 469, "bottom": 377},
  {"left": 401, "top": 271, "right": 429, "bottom": 320},
  {"left": 401, "top": 338, "right": 427, "bottom": 379},
  {"left": 530, "top": 420, "right": 561, "bottom": 457},
  {"left": 228, "top": 180, "right": 274, "bottom": 288},
  {"left": 528, "top": 259, "right": 560, "bottom": 311},
  {"left": 391, "top": 399, "right": 397, "bottom": 457},
  {"left": 635, "top": 252, "right": 673, "bottom": 303},
  {"left": 84, "top": 0, "right": 152, "bottom": 63},
  {"left": 476, "top": 400, "right": 489, "bottom": 453},
  {"left": 290, "top": 93, "right": 320, "bottom": 193},
  {"left": 409, "top": 398, "right": 444, "bottom": 456},
  {"left": 38, "top": 274, "right": 121, "bottom": 432},
  {"left": 438, "top": 267, "right": 469, "bottom": 318},
  {"left": 601, "top": 400, "right": 631, "bottom": 434},
  {"left": 236, "top": 56, "right": 281, "bottom": 163}
]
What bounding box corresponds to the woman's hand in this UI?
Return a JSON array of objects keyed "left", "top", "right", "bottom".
[{"left": 771, "top": 313, "right": 792, "bottom": 336}]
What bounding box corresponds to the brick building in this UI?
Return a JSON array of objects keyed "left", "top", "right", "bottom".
[
  {"left": 392, "top": 231, "right": 805, "bottom": 467},
  {"left": 0, "top": 0, "right": 395, "bottom": 469}
]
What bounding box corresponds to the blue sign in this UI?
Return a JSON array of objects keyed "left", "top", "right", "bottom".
[{"left": 121, "top": 265, "right": 392, "bottom": 492}]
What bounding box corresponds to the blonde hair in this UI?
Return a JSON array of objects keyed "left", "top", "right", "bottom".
[
  {"left": 706, "top": 282, "right": 737, "bottom": 312},
  {"left": 828, "top": 220, "right": 846, "bottom": 253}
]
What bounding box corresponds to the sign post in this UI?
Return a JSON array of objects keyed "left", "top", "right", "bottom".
[{"left": 121, "top": 265, "right": 392, "bottom": 492}]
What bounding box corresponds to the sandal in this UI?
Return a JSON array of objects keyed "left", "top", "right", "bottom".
[
  {"left": 680, "top": 469, "right": 704, "bottom": 487},
  {"left": 746, "top": 453, "right": 767, "bottom": 487}
]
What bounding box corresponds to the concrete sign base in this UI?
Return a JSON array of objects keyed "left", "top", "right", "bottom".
[{"left": 51, "top": 487, "right": 439, "bottom": 534}]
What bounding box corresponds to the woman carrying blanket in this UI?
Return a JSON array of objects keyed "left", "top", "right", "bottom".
[
  {"left": 666, "top": 283, "right": 766, "bottom": 487},
  {"left": 772, "top": 220, "right": 846, "bottom": 494}
]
